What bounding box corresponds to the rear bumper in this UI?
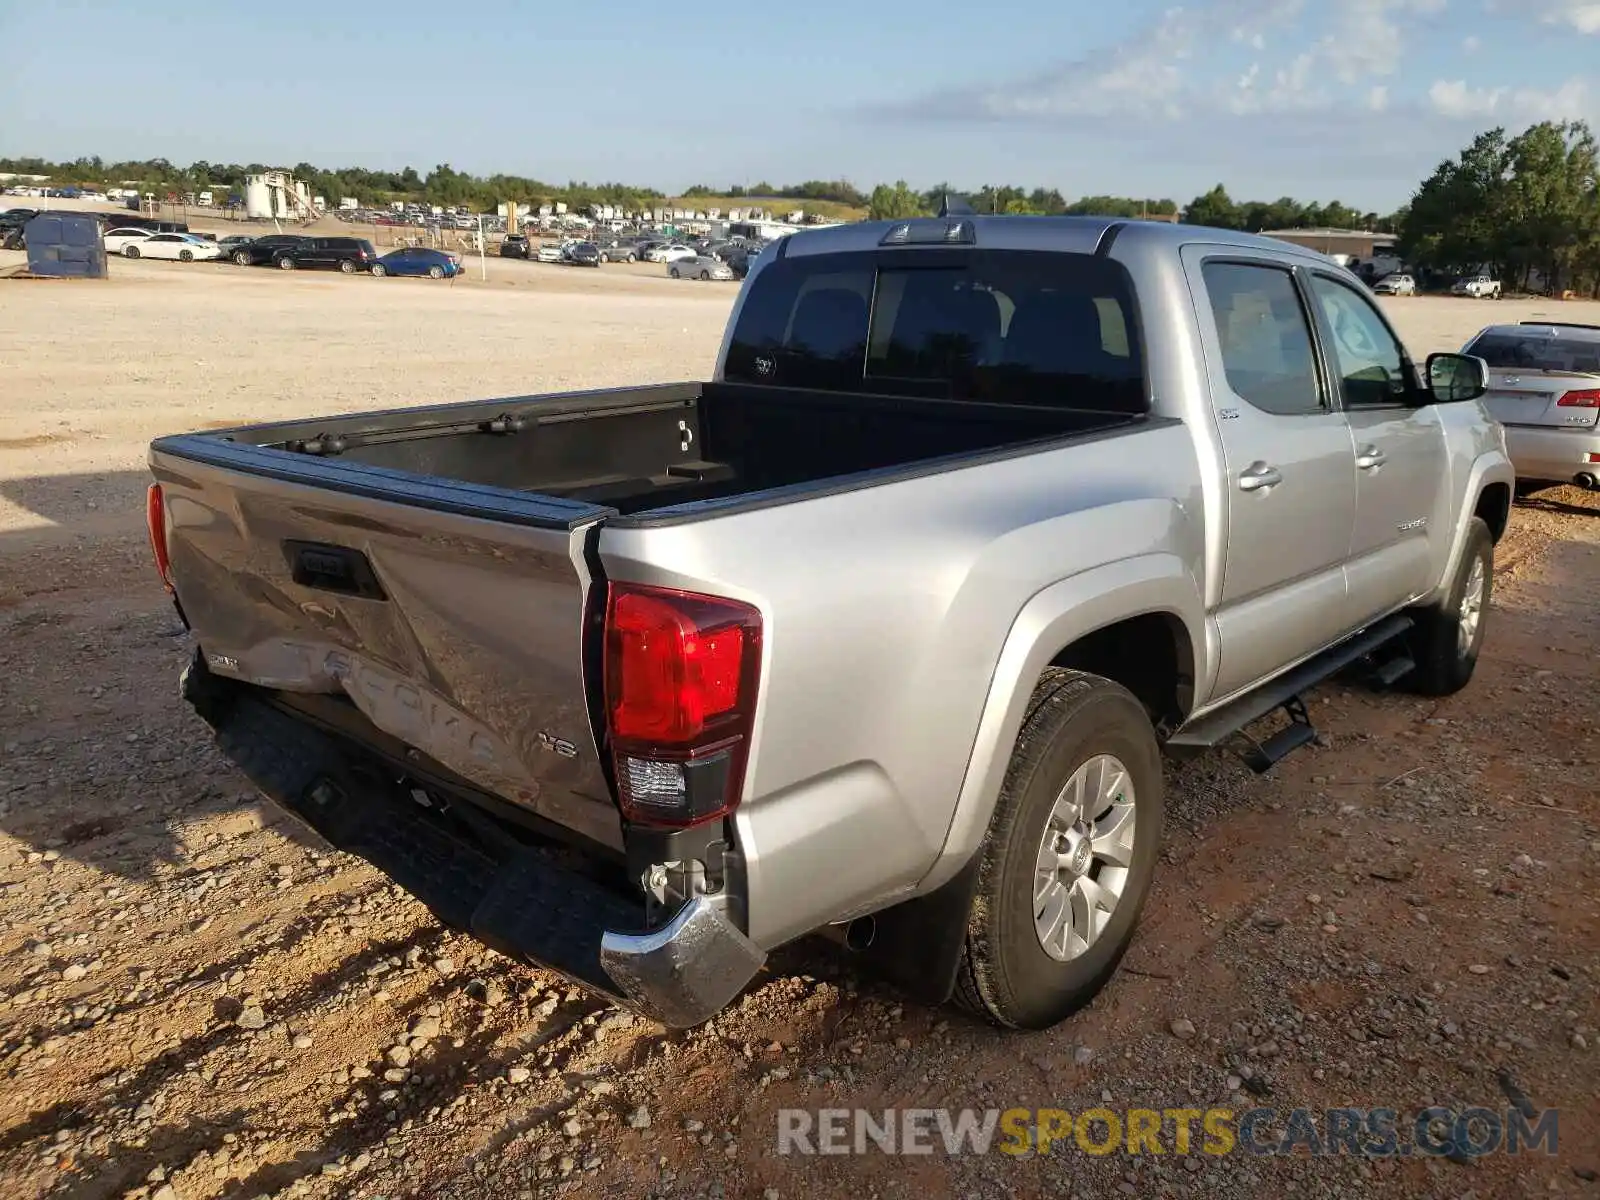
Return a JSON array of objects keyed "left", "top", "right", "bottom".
[
  {"left": 1503, "top": 423, "right": 1600, "bottom": 484},
  {"left": 184, "top": 659, "right": 765, "bottom": 1027}
]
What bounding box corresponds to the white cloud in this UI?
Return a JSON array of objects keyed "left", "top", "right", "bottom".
[
  {"left": 1427, "top": 77, "right": 1594, "bottom": 121},
  {"left": 1462, "top": 33, "right": 1481, "bottom": 51},
  {"left": 1368, "top": 85, "right": 1390, "bottom": 111},
  {"left": 1541, "top": 1, "right": 1600, "bottom": 32}
]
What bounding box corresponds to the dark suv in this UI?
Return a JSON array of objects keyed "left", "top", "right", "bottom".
[
  {"left": 275, "top": 237, "right": 377, "bottom": 274},
  {"left": 499, "top": 234, "right": 531, "bottom": 259},
  {"left": 233, "top": 234, "right": 307, "bottom": 267}
]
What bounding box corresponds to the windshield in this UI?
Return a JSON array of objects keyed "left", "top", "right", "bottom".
[
  {"left": 723, "top": 248, "right": 1146, "bottom": 412},
  {"left": 1466, "top": 332, "right": 1600, "bottom": 373}
]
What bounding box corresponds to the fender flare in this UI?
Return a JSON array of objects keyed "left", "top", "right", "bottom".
[
  {"left": 1425, "top": 450, "right": 1515, "bottom": 607},
  {"left": 913, "top": 552, "right": 1204, "bottom": 895}
]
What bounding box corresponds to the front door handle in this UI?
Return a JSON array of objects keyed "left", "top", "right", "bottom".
[
  {"left": 1355, "top": 445, "right": 1387, "bottom": 470},
  {"left": 1238, "top": 462, "right": 1283, "bottom": 492}
]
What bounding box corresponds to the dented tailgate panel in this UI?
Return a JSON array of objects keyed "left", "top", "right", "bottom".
[{"left": 150, "top": 447, "right": 623, "bottom": 851}]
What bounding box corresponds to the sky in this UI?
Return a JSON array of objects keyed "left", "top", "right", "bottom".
[{"left": 2, "top": 0, "right": 1598, "bottom": 211}]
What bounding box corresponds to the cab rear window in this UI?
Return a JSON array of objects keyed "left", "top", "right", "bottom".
[{"left": 724, "top": 249, "right": 1147, "bottom": 413}]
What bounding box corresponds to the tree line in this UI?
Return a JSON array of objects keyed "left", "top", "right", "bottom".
[
  {"left": 12, "top": 124, "right": 1600, "bottom": 296},
  {"left": 1401, "top": 121, "right": 1600, "bottom": 295}
]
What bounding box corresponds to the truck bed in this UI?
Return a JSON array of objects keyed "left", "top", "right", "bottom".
[{"left": 157, "top": 381, "right": 1137, "bottom": 525}]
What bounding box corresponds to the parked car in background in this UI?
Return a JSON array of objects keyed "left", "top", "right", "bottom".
[
  {"left": 500, "top": 234, "right": 531, "bottom": 259},
  {"left": 274, "top": 237, "right": 378, "bottom": 274},
  {"left": 536, "top": 244, "right": 563, "bottom": 263},
  {"left": 1452, "top": 275, "right": 1502, "bottom": 299},
  {"left": 668, "top": 254, "right": 734, "bottom": 281},
  {"left": 567, "top": 242, "right": 601, "bottom": 267},
  {"left": 216, "top": 234, "right": 254, "bottom": 258},
  {"left": 1372, "top": 273, "right": 1416, "bottom": 296},
  {"left": 372, "top": 247, "right": 462, "bottom": 280},
  {"left": 598, "top": 242, "right": 638, "bottom": 263},
  {"left": 231, "top": 234, "right": 306, "bottom": 267},
  {"left": 1462, "top": 320, "right": 1600, "bottom": 489},
  {"left": 104, "top": 227, "right": 155, "bottom": 255},
  {"left": 135, "top": 233, "right": 223, "bottom": 262},
  {"left": 645, "top": 242, "right": 695, "bottom": 264}
]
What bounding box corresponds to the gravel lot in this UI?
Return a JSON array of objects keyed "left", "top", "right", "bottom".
[{"left": 1, "top": 259, "right": 1597, "bottom": 1200}]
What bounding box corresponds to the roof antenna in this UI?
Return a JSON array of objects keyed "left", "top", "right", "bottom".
[{"left": 937, "top": 193, "right": 974, "bottom": 217}]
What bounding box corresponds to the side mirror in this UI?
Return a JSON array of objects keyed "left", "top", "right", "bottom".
[{"left": 1425, "top": 352, "right": 1488, "bottom": 404}]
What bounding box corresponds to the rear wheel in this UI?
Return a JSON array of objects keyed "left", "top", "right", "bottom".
[
  {"left": 340, "top": 259, "right": 355, "bottom": 274},
  {"left": 626, "top": 253, "right": 636, "bottom": 263},
  {"left": 178, "top": 249, "right": 194, "bottom": 262},
  {"left": 371, "top": 263, "right": 387, "bottom": 278},
  {"left": 428, "top": 265, "right": 444, "bottom": 279},
  {"left": 955, "top": 668, "right": 1163, "bottom": 1029},
  {"left": 1403, "top": 516, "right": 1493, "bottom": 696},
  {"left": 277, "top": 256, "right": 295, "bottom": 270},
  {"left": 233, "top": 250, "right": 251, "bottom": 266},
  {"left": 670, "top": 267, "right": 680, "bottom": 279},
  {"left": 124, "top": 246, "right": 140, "bottom": 259},
  {"left": 699, "top": 269, "right": 710, "bottom": 280}
]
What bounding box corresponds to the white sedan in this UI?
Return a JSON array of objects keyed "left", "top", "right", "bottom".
[
  {"left": 645, "top": 243, "right": 696, "bottom": 264},
  {"left": 536, "top": 244, "right": 563, "bottom": 262},
  {"left": 103, "top": 227, "right": 154, "bottom": 255},
  {"left": 127, "top": 232, "right": 223, "bottom": 262}
]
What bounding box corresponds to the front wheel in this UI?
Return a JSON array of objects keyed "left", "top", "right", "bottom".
[
  {"left": 626, "top": 253, "right": 636, "bottom": 263},
  {"left": 1403, "top": 516, "right": 1493, "bottom": 696},
  {"left": 340, "top": 259, "right": 355, "bottom": 274},
  {"left": 233, "top": 250, "right": 251, "bottom": 266},
  {"left": 955, "top": 668, "right": 1163, "bottom": 1029},
  {"left": 699, "top": 269, "right": 710, "bottom": 281},
  {"left": 277, "top": 256, "right": 295, "bottom": 270},
  {"left": 371, "top": 263, "right": 387, "bottom": 278},
  {"left": 428, "top": 265, "right": 444, "bottom": 279},
  {"left": 670, "top": 267, "right": 680, "bottom": 279},
  {"left": 124, "top": 245, "right": 140, "bottom": 259}
]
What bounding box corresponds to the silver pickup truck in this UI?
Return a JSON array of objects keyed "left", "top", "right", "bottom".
[{"left": 146, "top": 216, "right": 1514, "bottom": 1031}]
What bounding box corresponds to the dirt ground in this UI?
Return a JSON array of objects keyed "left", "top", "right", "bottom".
[{"left": 0, "top": 263, "right": 1596, "bottom": 1200}]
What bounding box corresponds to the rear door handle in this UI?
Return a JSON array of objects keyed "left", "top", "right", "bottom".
[
  {"left": 1238, "top": 462, "right": 1283, "bottom": 492},
  {"left": 1355, "top": 445, "right": 1387, "bottom": 470}
]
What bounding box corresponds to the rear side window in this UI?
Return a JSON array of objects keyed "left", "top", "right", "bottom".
[
  {"left": 1201, "top": 262, "right": 1326, "bottom": 416},
  {"left": 1466, "top": 332, "right": 1600, "bottom": 373},
  {"left": 723, "top": 249, "right": 1146, "bottom": 411}
]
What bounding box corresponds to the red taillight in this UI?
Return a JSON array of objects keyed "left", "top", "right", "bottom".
[
  {"left": 145, "top": 482, "right": 174, "bottom": 593},
  {"left": 1557, "top": 389, "right": 1600, "bottom": 408},
  {"left": 603, "top": 583, "right": 762, "bottom": 827}
]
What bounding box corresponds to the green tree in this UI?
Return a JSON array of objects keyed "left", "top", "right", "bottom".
[
  {"left": 1183, "top": 184, "right": 1240, "bottom": 229},
  {"left": 867, "top": 180, "right": 926, "bottom": 220}
]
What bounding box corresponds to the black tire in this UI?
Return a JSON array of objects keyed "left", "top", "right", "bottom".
[
  {"left": 340, "top": 259, "right": 355, "bottom": 274},
  {"left": 178, "top": 249, "right": 193, "bottom": 262},
  {"left": 277, "top": 256, "right": 295, "bottom": 270},
  {"left": 1402, "top": 516, "right": 1493, "bottom": 696},
  {"left": 124, "top": 245, "right": 140, "bottom": 259},
  {"left": 955, "top": 668, "right": 1164, "bottom": 1030},
  {"left": 699, "top": 269, "right": 710, "bottom": 281},
  {"left": 626, "top": 253, "right": 636, "bottom": 263},
  {"left": 371, "top": 263, "right": 387, "bottom": 278},
  {"left": 428, "top": 265, "right": 444, "bottom": 279},
  {"left": 670, "top": 267, "right": 680, "bottom": 279},
  {"left": 233, "top": 250, "right": 251, "bottom": 266}
]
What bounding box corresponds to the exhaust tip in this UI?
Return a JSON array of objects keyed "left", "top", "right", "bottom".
[{"left": 844, "top": 915, "right": 876, "bottom": 952}]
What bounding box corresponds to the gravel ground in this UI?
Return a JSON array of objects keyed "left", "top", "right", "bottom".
[{"left": 1, "top": 265, "right": 1596, "bottom": 1200}]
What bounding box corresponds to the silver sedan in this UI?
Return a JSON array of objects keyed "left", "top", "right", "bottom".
[{"left": 668, "top": 255, "right": 734, "bottom": 281}]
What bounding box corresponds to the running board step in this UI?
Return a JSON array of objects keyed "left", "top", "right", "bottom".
[
  {"left": 1241, "top": 696, "right": 1318, "bottom": 773},
  {"left": 1168, "top": 613, "right": 1414, "bottom": 751},
  {"left": 1368, "top": 654, "right": 1416, "bottom": 689}
]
